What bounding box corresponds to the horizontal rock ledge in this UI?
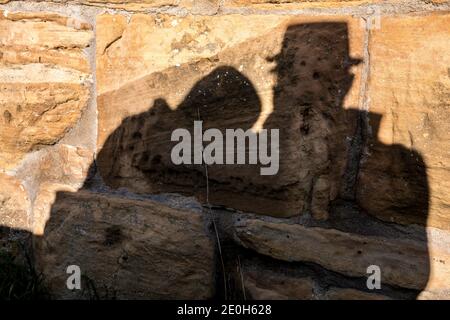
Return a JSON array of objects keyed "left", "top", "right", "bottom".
[{"left": 233, "top": 215, "right": 450, "bottom": 291}]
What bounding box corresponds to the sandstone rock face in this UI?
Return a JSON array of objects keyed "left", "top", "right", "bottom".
[
  {"left": 34, "top": 190, "right": 215, "bottom": 299},
  {"left": 242, "top": 267, "right": 315, "bottom": 300},
  {"left": 4, "top": 0, "right": 444, "bottom": 10},
  {"left": 223, "top": 0, "right": 450, "bottom": 9},
  {"left": 0, "top": 11, "right": 92, "bottom": 169},
  {"left": 96, "top": 14, "right": 288, "bottom": 96},
  {"left": 34, "top": 144, "right": 94, "bottom": 188},
  {"left": 223, "top": 0, "right": 378, "bottom": 9},
  {"left": 14, "top": 144, "right": 93, "bottom": 192},
  {"left": 32, "top": 183, "right": 78, "bottom": 236},
  {"left": 131, "top": 0, "right": 220, "bottom": 12},
  {"left": 63, "top": 0, "right": 179, "bottom": 9},
  {"left": 233, "top": 215, "right": 450, "bottom": 292},
  {"left": 357, "top": 14, "right": 450, "bottom": 230},
  {"left": 247, "top": 280, "right": 391, "bottom": 300},
  {"left": 244, "top": 270, "right": 315, "bottom": 300},
  {"left": 0, "top": 173, "right": 31, "bottom": 231},
  {"left": 96, "top": 14, "right": 364, "bottom": 218},
  {"left": 8, "top": 143, "right": 94, "bottom": 235},
  {"left": 240, "top": 257, "right": 395, "bottom": 300},
  {"left": 26, "top": 0, "right": 206, "bottom": 11},
  {"left": 0, "top": 0, "right": 448, "bottom": 301},
  {"left": 417, "top": 289, "right": 450, "bottom": 300}
]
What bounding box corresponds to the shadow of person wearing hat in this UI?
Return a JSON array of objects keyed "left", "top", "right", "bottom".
[{"left": 258, "top": 23, "right": 430, "bottom": 298}]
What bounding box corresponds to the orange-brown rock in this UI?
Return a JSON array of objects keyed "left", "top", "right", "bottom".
[
  {"left": 0, "top": 173, "right": 31, "bottom": 231},
  {"left": 32, "top": 183, "right": 77, "bottom": 236},
  {"left": 35, "top": 144, "right": 93, "bottom": 188},
  {"left": 223, "top": 0, "right": 381, "bottom": 10},
  {"left": 10, "top": 144, "right": 93, "bottom": 235},
  {"left": 0, "top": 0, "right": 410, "bottom": 8},
  {"left": 243, "top": 267, "right": 315, "bottom": 300},
  {"left": 241, "top": 257, "right": 395, "bottom": 300},
  {"left": 245, "top": 272, "right": 392, "bottom": 300},
  {"left": 233, "top": 215, "right": 450, "bottom": 294},
  {"left": 0, "top": 11, "right": 93, "bottom": 169},
  {"left": 417, "top": 289, "right": 450, "bottom": 300},
  {"left": 223, "top": 0, "right": 450, "bottom": 10},
  {"left": 96, "top": 14, "right": 364, "bottom": 219},
  {"left": 357, "top": 13, "right": 450, "bottom": 230},
  {"left": 34, "top": 190, "right": 215, "bottom": 299},
  {"left": 0, "top": 0, "right": 220, "bottom": 11},
  {"left": 73, "top": 0, "right": 178, "bottom": 9}
]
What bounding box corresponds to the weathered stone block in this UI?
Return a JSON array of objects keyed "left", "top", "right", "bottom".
[
  {"left": 223, "top": 0, "right": 450, "bottom": 10},
  {"left": 243, "top": 264, "right": 316, "bottom": 300},
  {"left": 34, "top": 190, "right": 215, "bottom": 299},
  {"left": 0, "top": 0, "right": 214, "bottom": 12},
  {"left": 233, "top": 215, "right": 450, "bottom": 293},
  {"left": 32, "top": 183, "right": 77, "bottom": 236},
  {"left": 223, "top": 0, "right": 380, "bottom": 10},
  {"left": 241, "top": 257, "right": 394, "bottom": 300},
  {"left": 0, "top": 0, "right": 172, "bottom": 8},
  {"left": 0, "top": 11, "right": 93, "bottom": 169},
  {"left": 358, "top": 13, "right": 450, "bottom": 229},
  {"left": 35, "top": 144, "right": 94, "bottom": 187},
  {"left": 0, "top": 173, "right": 31, "bottom": 231}
]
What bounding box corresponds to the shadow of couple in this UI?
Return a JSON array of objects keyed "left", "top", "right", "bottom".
[{"left": 32, "top": 22, "right": 430, "bottom": 299}]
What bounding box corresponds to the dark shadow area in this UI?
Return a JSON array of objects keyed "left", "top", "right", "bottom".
[
  {"left": 0, "top": 227, "right": 48, "bottom": 300},
  {"left": 0, "top": 22, "right": 430, "bottom": 299}
]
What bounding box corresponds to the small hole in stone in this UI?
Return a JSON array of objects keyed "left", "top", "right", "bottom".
[
  {"left": 3, "top": 110, "right": 12, "bottom": 123},
  {"left": 132, "top": 131, "right": 142, "bottom": 139},
  {"left": 151, "top": 155, "right": 162, "bottom": 165}
]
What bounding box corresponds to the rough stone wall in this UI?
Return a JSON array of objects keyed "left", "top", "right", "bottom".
[{"left": 0, "top": 0, "right": 449, "bottom": 299}]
